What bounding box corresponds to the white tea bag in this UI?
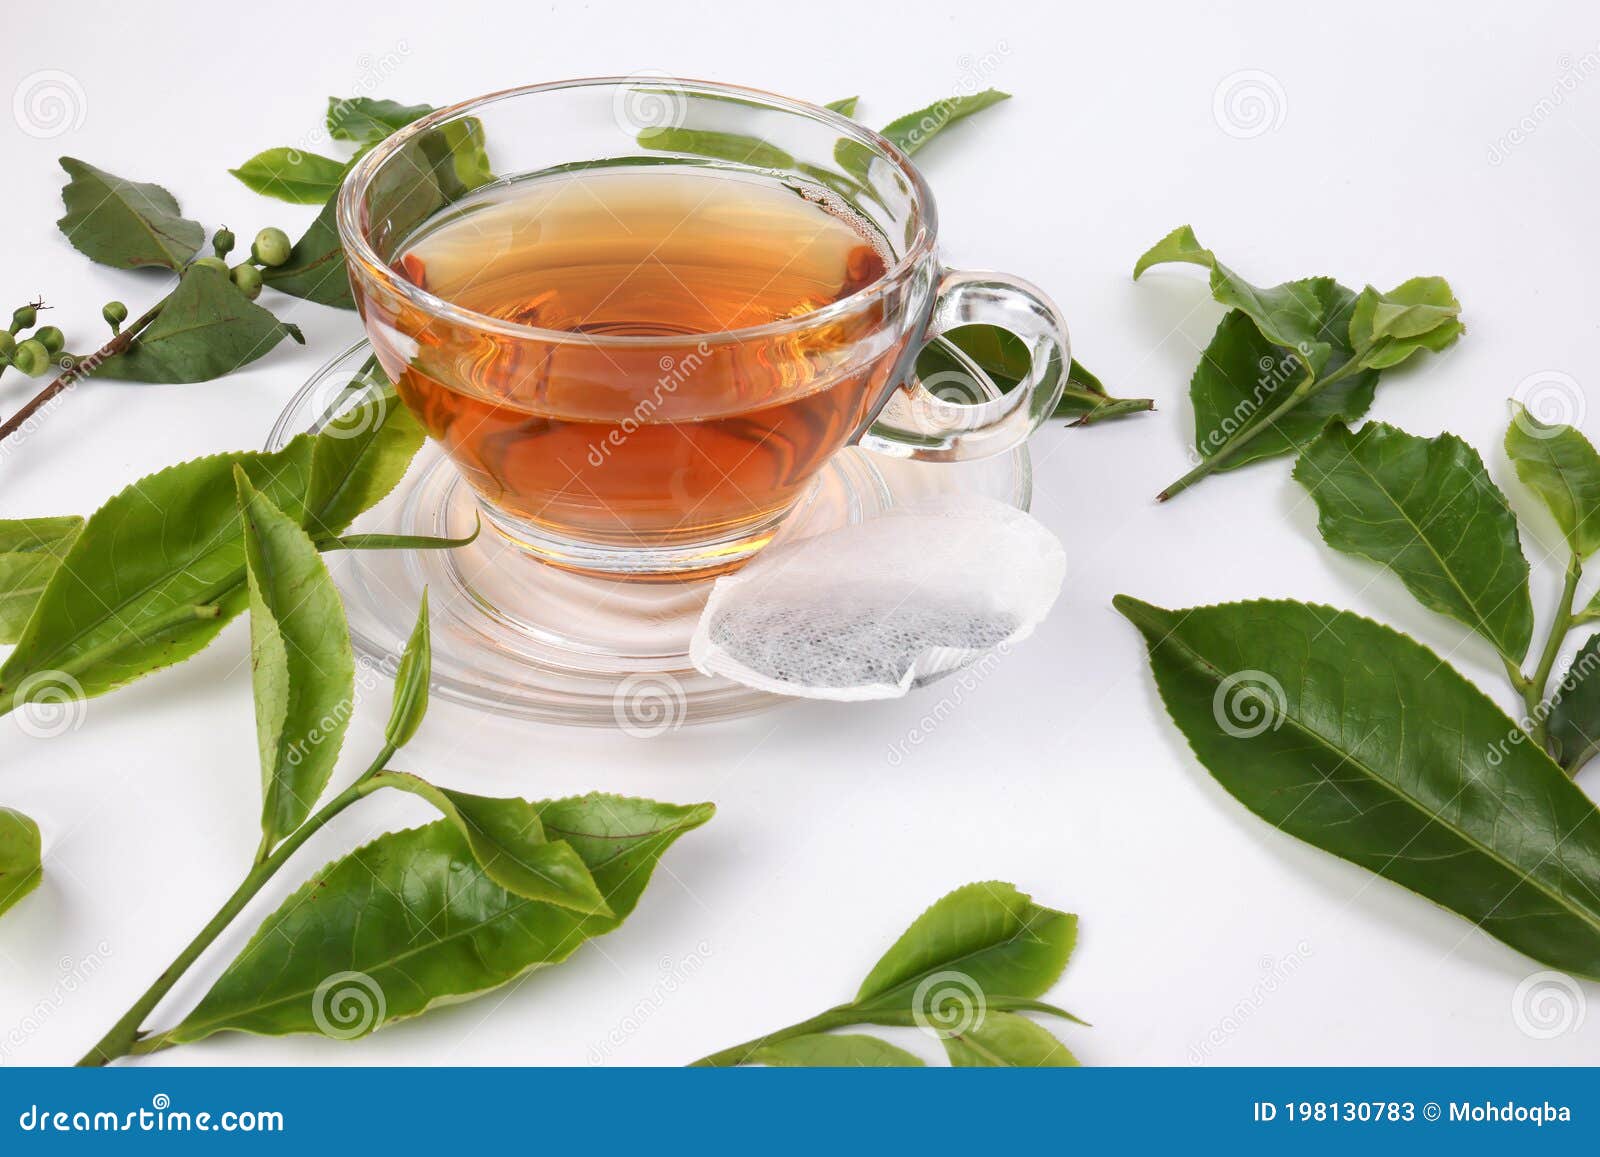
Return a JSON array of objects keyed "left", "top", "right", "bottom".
[{"left": 689, "top": 497, "right": 1065, "bottom": 701}]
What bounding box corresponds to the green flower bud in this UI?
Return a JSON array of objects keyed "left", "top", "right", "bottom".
[
  {"left": 102, "top": 301, "right": 128, "bottom": 331},
  {"left": 33, "top": 325, "right": 64, "bottom": 354},
  {"left": 0, "top": 331, "right": 14, "bottom": 359},
  {"left": 231, "top": 263, "right": 264, "bottom": 300},
  {"left": 10, "top": 305, "right": 38, "bottom": 331},
  {"left": 192, "top": 255, "right": 229, "bottom": 273},
  {"left": 251, "top": 227, "right": 293, "bottom": 267},
  {"left": 213, "top": 227, "right": 236, "bottom": 257},
  {"left": 12, "top": 339, "right": 51, "bottom": 377}
]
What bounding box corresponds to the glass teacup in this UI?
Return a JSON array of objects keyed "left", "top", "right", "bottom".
[{"left": 338, "top": 77, "right": 1068, "bottom": 579}]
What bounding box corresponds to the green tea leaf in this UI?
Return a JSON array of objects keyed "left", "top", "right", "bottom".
[
  {"left": 637, "top": 128, "right": 796, "bottom": 169},
  {"left": 260, "top": 199, "right": 353, "bottom": 310},
  {"left": 0, "top": 517, "right": 83, "bottom": 645},
  {"left": 229, "top": 148, "right": 350, "bottom": 205},
  {"left": 1294, "top": 422, "right": 1533, "bottom": 664},
  {"left": 824, "top": 97, "right": 859, "bottom": 116},
  {"left": 943, "top": 1011, "right": 1077, "bottom": 1067},
  {"left": 0, "top": 807, "right": 42, "bottom": 919},
  {"left": 693, "top": 880, "right": 1085, "bottom": 1067},
  {"left": 1189, "top": 299, "right": 1376, "bottom": 471},
  {"left": 369, "top": 772, "right": 610, "bottom": 915},
  {"left": 304, "top": 383, "right": 427, "bottom": 540},
  {"left": 881, "top": 89, "right": 1011, "bottom": 156},
  {"left": 326, "top": 96, "right": 433, "bottom": 144},
  {"left": 163, "top": 796, "right": 714, "bottom": 1044},
  {"left": 1116, "top": 595, "right": 1600, "bottom": 978},
  {"left": 1135, "top": 227, "right": 1340, "bottom": 374},
  {"left": 94, "top": 266, "right": 304, "bottom": 384},
  {"left": 919, "top": 326, "right": 1153, "bottom": 425},
  {"left": 56, "top": 157, "right": 204, "bottom": 270},
  {"left": 384, "top": 592, "right": 430, "bottom": 750},
  {"left": 1550, "top": 634, "right": 1600, "bottom": 773},
  {"left": 750, "top": 1033, "right": 923, "bottom": 1067},
  {"left": 1348, "top": 277, "right": 1463, "bottom": 370},
  {"left": 235, "top": 469, "right": 354, "bottom": 846},
  {"left": 0, "top": 396, "right": 423, "bottom": 718},
  {"left": 852, "top": 881, "right": 1077, "bottom": 1013},
  {"left": 0, "top": 441, "right": 314, "bottom": 713},
  {"left": 1504, "top": 404, "right": 1600, "bottom": 560}
]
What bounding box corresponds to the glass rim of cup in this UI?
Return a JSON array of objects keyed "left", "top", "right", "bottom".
[{"left": 336, "top": 75, "right": 939, "bottom": 350}]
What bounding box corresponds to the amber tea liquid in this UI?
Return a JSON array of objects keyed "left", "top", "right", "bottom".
[{"left": 387, "top": 165, "right": 904, "bottom": 563}]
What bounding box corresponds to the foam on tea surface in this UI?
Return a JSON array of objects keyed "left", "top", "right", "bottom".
[{"left": 689, "top": 497, "right": 1066, "bottom": 700}]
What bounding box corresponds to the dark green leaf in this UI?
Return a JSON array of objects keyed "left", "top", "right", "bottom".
[
  {"left": 383, "top": 592, "right": 430, "bottom": 750},
  {"left": 326, "top": 97, "right": 433, "bottom": 144},
  {"left": 1189, "top": 301, "right": 1377, "bottom": 471},
  {"left": 824, "top": 97, "right": 859, "bottom": 117},
  {"left": 56, "top": 158, "right": 203, "bottom": 270},
  {"left": 1294, "top": 422, "right": 1533, "bottom": 664},
  {"left": 235, "top": 468, "right": 354, "bottom": 845},
  {"left": 943, "top": 1011, "right": 1077, "bottom": 1067},
  {"left": 881, "top": 90, "right": 1011, "bottom": 156},
  {"left": 1116, "top": 594, "right": 1600, "bottom": 978},
  {"left": 163, "top": 796, "right": 713, "bottom": 1044},
  {"left": 750, "top": 1033, "right": 923, "bottom": 1067},
  {"left": 0, "top": 807, "right": 42, "bottom": 919},
  {"left": 1348, "top": 277, "right": 1463, "bottom": 370},
  {"left": 852, "top": 881, "right": 1077, "bottom": 1013},
  {"left": 1504, "top": 404, "right": 1600, "bottom": 560},
  {"left": 229, "top": 148, "right": 350, "bottom": 205},
  {"left": 0, "top": 517, "right": 83, "bottom": 645},
  {"left": 260, "top": 199, "right": 354, "bottom": 310},
  {"left": 369, "top": 772, "right": 610, "bottom": 915},
  {"left": 94, "top": 267, "right": 304, "bottom": 384},
  {"left": 1550, "top": 634, "right": 1600, "bottom": 773}
]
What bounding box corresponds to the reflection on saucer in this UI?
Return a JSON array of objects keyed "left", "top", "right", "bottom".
[{"left": 268, "top": 341, "right": 1031, "bottom": 727}]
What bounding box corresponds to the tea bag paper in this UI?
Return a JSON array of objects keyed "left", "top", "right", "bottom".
[{"left": 689, "top": 497, "right": 1065, "bottom": 701}]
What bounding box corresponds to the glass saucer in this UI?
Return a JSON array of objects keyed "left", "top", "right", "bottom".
[{"left": 267, "top": 341, "right": 1033, "bottom": 727}]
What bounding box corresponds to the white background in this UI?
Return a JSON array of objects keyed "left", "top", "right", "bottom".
[{"left": 1, "top": 0, "right": 1598, "bottom": 1067}]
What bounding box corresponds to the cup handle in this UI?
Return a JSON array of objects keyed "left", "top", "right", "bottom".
[{"left": 859, "top": 268, "right": 1070, "bottom": 462}]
